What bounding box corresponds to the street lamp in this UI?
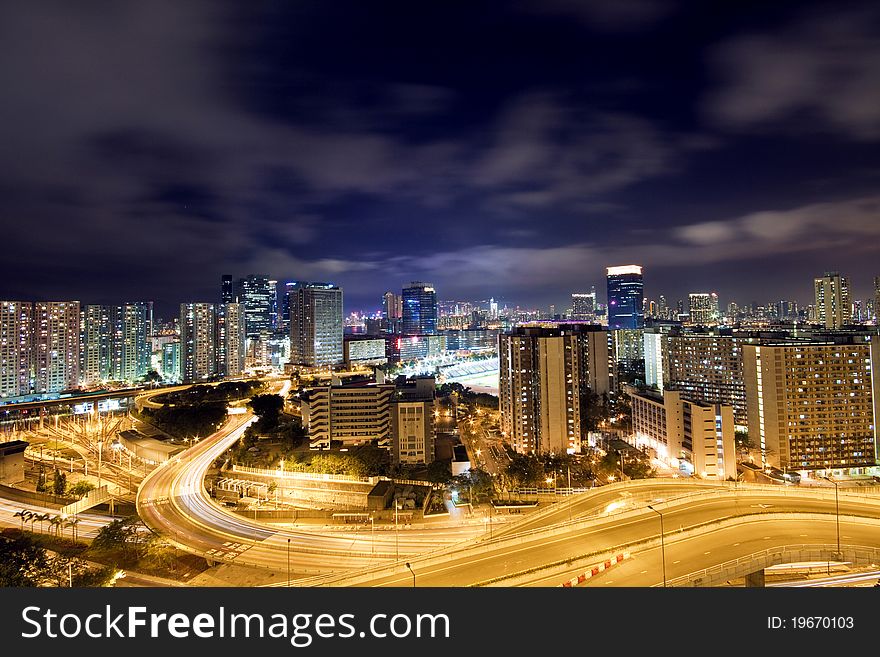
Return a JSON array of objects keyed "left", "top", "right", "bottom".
[
  {"left": 405, "top": 562, "right": 416, "bottom": 588},
  {"left": 647, "top": 505, "right": 667, "bottom": 587},
  {"left": 823, "top": 476, "right": 841, "bottom": 559},
  {"left": 287, "top": 538, "right": 291, "bottom": 587}
]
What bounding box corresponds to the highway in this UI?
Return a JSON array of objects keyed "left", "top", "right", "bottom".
[
  {"left": 136, "top": 381, "right": 490, "bottom": 575},
  {"left": 302, "top": 486, "right": 880, "bottom": 587}
]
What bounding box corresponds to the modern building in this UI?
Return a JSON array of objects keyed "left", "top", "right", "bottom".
[
  {"left": 628, "top": 388, "right": 737, "bottom": 480},
  {"left": 744, "top": 337, "right": 880, "bottom": 473},
  {"left": 179, "top": 303, "right": 217, "bottom": 382},
  {"left": 289, "top": 283, "right": 343, "bottom": 367},
  {"left": 81, "top": 303, "right": 151, "bottom": 386},
  {"left": 344, "top": 337, "right": 388, "bottom": 366},
  {"left": 874, "top": 277, "right": 880, "bottom": 323},
  {"left": 32, "top": 301, "right": 80, "bottom": 393},
  {"left": 81, "top": 304, "right": 113, "bottom": 386},
  {"left": 814, "top": 271, "right": 851, "bottom": 330},
  {"left": 644, "top": 328, "right": 749, "bottom": 425},
  {"left": 394, "top": 334, "right": 446, "bottom": 362},
  {"left": 216, "top": 302, "right": 246, "bottom": 378},
  {"left": 161, "top": 341, "right": 180, "bottom": 383},
  {"left": 499, "top": 324, "right": 611, "bottom": 455},
  {"left": 221, "top": 275, "right": 235, "bottom": 304},
  {"left": 301, "top": 375, "right": 395, "bottom": 448},
  {"left": 606, "top": 265, "right": 644, "bottom": 329},
  {"left": 0, "top": 301, "right": 33, "bottom": 398},
  {"left": 402, "top": 282, "right": 437, "bottom": 335},
  {"left": 442, "top": 329, "right": 499, "bottom": 353},
  {"left": 237, "top": 274, "right": 275, "bottom": 339},
  {"left": 571, "top": 289, "right": 597, "bottom": 321},
  {"left": 688, "top": 293, "right": 719, "bottom": 325},
  {"left": 383, "top": 291, "right": 402, "bottom": 320},
  {"left": 392, "top": 376, "right": 436, "bottom": 465}
]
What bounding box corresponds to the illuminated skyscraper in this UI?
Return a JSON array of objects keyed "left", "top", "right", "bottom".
[
  {"left": 216, "top": 302, "right": 246, "bottom": 377},
  {"left": 383, "top": 291, "right": 402, "bottom": 320},
  {"left": 237, "top": 274, "right": 275, "bottom": 338},
  {"left": 688, "top": 292, "right": 719, "bottom": 325},
  {"left": 814, "top": 271, "right": 850, "bottom": 329},
  {"left": 402, "top": 282, "right": 437, "bottom": 335},
  {"left": 81, "top": 305, "right": 113, "bottom": 386},
  {"left": 606, "top": 265, "right": 644, "bottom": 329},
  {"left": 33, "top": 301, "right": 80, "bottom": 393},
  {"left": 290, "top": 283, "right": 343, "bottom": 367},
  {"left": 221, "top": 275, "right": 235, "bottom": 304},
  {"left": 0, "top": 301, "right": 33, "bottom": 397},
  {"left": 571, "top": 288, "right": 596, "bottom": 321},
  {"left": 179, "top": 303, "right": 217, "bottom": 382}
]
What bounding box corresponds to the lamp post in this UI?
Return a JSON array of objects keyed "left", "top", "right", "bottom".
[
  {"left": 823, "top": 476, "right": 841, "bottom": 559},
  {"left": 286, "top": 538, "right": 290, "bottom": 587},
  {"left": 405, "top": 562, "right": 415, "bottom": 588},
  {"left": 647, "top": 505, "right": 667, "bottom": 587}
]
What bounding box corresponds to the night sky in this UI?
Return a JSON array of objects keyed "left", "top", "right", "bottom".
[{"left": 2, "top": 1, "right": 879, "bottom": 318}]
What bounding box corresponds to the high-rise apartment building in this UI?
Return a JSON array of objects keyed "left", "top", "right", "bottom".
[
  {"left": 81, "top": 303, "right": 151, "bottom": 385},
  {"left": 32, "top": 302, "right": 80, "bottom": 393},
  {"left": 402, "top": 282, "right": 437, "bottom": 335},
  {"left": 216, "top": 302, "right": 246, "bottom": 378},
  {"left": 179, "top": 303, "right": 217, "bottom": 382},
  {"left": 744, "top": 338, "right": 880, "bottom": 472},
  {"left": 874, "top": 277, "right": 880, "bottom": 323},
  {"left": 814, "top": 271, "right": 851, "bottom": 329},
  {"left": 302, "top": 377, "right": 395, "bottom": 448},
  {"left": 499, "top": 324, "right": 611, "bottom": 455},
  {"left": 644, "top": 328, "right": 749, "bottom": 424},
  {"left": 571, "top": 288, "right": 597, "bottom": 321},
  {"left": 289, "top": 283, "right": 343, "bottom": 367},
  {"left": 383, "top": 291, "right": 403, "bottom": 320},
  {"left": 0, "top": 301, "right": 33, "bottom": 398},
  {"left": 688, "top": 292, "right": 719, "bottom": 325},
  {"left": 606, "top": 265, "right": 644, "bottom": 329}
]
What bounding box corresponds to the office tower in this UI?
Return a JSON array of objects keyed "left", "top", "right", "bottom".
[
  {"left": 814, "top": 271, "right": 851, "bottom": 329},
  {"left": 221, "top": 275, "right": 235, "bottom": 304},
  {"left": 81, "top": 305, "right": 113, "bottom": 386},
  {"left": 744, "top": 337, "right": 880, "bottom": 471},
  {"left": 644, "top": 328, "right": 748, "bottom": 424},
  {"left": 179, "top": 303, "right": 217, "bottom": 382},
  {"left": 268, "top": 279, "right": 278, "bottom": 331},
  {"left": 499, "top": 324, "right": 611, "bottom": 455},
  {"left": 606, "top": 265, "right": 644, "bottom": 329},
  {"left": 289, "top": 283, "right": 343, "bottom": 367},
  {"left": 237, "top": 274, "right": 275, "bottom": 338},
  {"left": 489, "top": 297, "right": 499, "bottom": 320},
  {"left": 658, "top": 295, "right": 668, "bottom": 320},
  {"left": 629, "top": 388, "right": 736, "bottom": 480},
  {"left": 392, "top": 377, "right": 436, "bottom": 465},
  {"left": 688, "top": 292, "right": 719, "bottom": 325},
  {"left": 32, "top": 301, "right": 80, "bottom": 393},
  {"left": 280, "top": 281, "right": 304, "bottom": 335},
  {"left": 0, "top": 301, "right": 33, "bottom": 397},
  {"left": 383, "top": 291, "right": 403, "bottom": 320},
  {"left": 571, "top": 288, "right": 597, "bottom": 321},
  {"left": 402, "top": 282, "right": 437, "bottom": 335},
  {"left": 216, "top": 302, "right": 246, "bottom": 378}
]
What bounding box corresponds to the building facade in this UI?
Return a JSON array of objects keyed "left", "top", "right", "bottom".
[
  {"left": 629, "top": 388, "right": 737, "bottom": 480},
  {"left": 606, "top": 265, "right": 644, "bottom": 329},
  {"left": 289, "top": 283, "right": 343, "bottom": 367},
  {"left": 688, "top": 293, "right": 719, "bottom": 325},
  {"left": 33, "top": 301, "right": 80, "bottom": 393},
  {"left": 0, "top": 301, "right": 33, "bottom": 398},
  {"left": 499, "top": 324, "right": 611, "bottom": 455},
  {"left": 402, "top": 282, "right": 437, "bottom": 335},
  {"left": 216, "top": 302, "right": 246, "bottom": 378},
  {"left": 391, "top": 377, "right": 436, "bottom": 465},
  {"left": 814, "top": 271, "right": 851, "bottom": 330},
  {"left": 744, "top": 338, "right": 880, "bottom": 472},
  {"left": 179, "top": 303, "right": 216, "bottom": 382}
]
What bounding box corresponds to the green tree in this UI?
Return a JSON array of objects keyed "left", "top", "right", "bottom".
[
  {"left": 426, "top": 459, "right": 453, "bottom": 485},
  {"left": 52, "top": 470, "right": 67, "bottom": 497},
  {"left": 506, "top": 453, "right": 544, "bottom": 487},
  {"left": 92, "top": 516, "right": 150, "bottom": 560},
  {"left": 68, "top": 481, "right": 96, "bottom": 498},
  {"left": 248, "top": 394, "right": 285, "bottom": 430},
  {"left": 0, "top": 534, "right": 53, "bottom": 586}
]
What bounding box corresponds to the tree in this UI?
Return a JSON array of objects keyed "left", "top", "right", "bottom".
[
  {"left": 13, "top": 510, "right": 30, "bottom": 531},
  {"left": 52, "top": 470, "right": 67, "bottom": 497},
  {"left": 68, "top": 481, "right": 96, "bottom": 498},
  {"left": 426, "top": 459, "right": 453, "bottom": 485},
  {"left": 248, "top": 394, "right": 284, "bottom": 431},
  {"left": 140, "top": 369, "right": 162, "bottom": 385},
  {"left": 506, "top": 453, "right": 544, "bottom": 488},
  {"left": 0, "top": 534, "right": 53, "bottom": 586},
  {"left": 92, "top": 516, "right": 150, "bottom": 561}
]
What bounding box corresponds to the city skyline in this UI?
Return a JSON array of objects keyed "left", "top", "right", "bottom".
[{"left": 2, "top": 1, "right": 879, "bottom": 312}]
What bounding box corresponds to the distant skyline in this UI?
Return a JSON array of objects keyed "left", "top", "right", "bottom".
[{"left": 2, "top": 1, "right": 879, "bottom": 314}]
